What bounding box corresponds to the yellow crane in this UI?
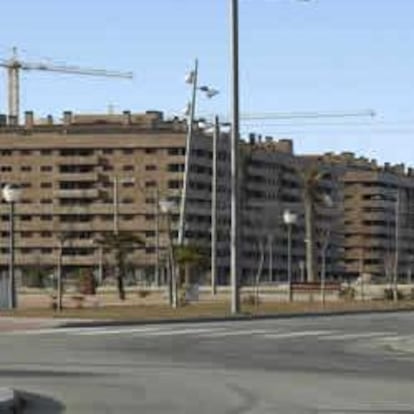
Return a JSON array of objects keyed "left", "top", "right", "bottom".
[{"left": 0, "top": 47, "right": 133, "bottom": 123}]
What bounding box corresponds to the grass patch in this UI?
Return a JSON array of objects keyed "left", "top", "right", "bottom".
[{"left": 1, "top": 300, "right": 414, "bottom": 321}]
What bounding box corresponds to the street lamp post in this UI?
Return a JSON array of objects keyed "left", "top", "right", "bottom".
[
  {"left": 211, "top": 116, "right": 219, "bottom": 296},
  {"left": 178, "top": 62, "right": 219, "bottom": 248},
  {"left": 2, "top": 184, "right": 21, "bottom": 309},
  {"left": 230, "top": 0, "right": 241, "bottom": 315},
  {"left": 283, "top": 210, "right": 297, "bottom": 302},
  {"left": 159, "top": 199, "right": 177, "bottom": 308}
]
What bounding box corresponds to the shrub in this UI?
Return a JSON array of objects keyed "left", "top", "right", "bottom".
[{"left": 137, "top": 290, "right": 151, "bottom": 298}]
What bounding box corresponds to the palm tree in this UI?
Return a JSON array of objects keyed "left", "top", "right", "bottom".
[
  {"left": 96, "top": 232, "right": 144, "bottom": 300},
  {"left": 300, "top": 164, "right": 327, "bottom": 283},
  {"left": 174, "top": 243, "right": 208, "bottom": 287}
]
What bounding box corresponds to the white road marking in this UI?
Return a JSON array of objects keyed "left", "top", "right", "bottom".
[
  {"left": 133, "top": 327, "right": 226, "bottom": 337},
  {"left": 263, "top": 330, "right": 335, "bottom": 339},
  {"left": 318, "top": 332, "right": 393, "bottom": 341},
  {"left": 197, "top": 329, "right": 278, "bottom": 338}
]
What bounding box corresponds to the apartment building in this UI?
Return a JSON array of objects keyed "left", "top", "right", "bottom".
[
  {"left": 315, "top": 152, "right": 414, "bottom": 281},
  {"left": 0, "top": 110, "right": 228, "bottom": 284}
]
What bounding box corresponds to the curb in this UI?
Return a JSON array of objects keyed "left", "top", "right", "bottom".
[
  {"left": 0, "top": 388, "right": 20, "bottom": 412},
  {"left": 58, "top": 306, "right": 414, "bottom": 329}
]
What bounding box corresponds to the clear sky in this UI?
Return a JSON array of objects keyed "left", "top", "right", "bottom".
[{"left": 1, "top": 0, "right": 414, "bottom": 165}]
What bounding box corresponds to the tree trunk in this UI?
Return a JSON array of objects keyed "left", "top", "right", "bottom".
[
  {"left": 116, "top": 251, "right": 126, "bottom": 301},
  {"left": 304, "top": 195, "right": 316, "bottom": 282},
  {"left": 184, "top": 264, "right": 191, "bottom": 286}
]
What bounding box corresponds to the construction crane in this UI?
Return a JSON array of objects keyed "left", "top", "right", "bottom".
[
  {"left": 201, "top": 109, "right": 376, "bottom": 126},
  {"left": 0, "top": 47, "right": 134, "bottom": 123},
  {"left": 240, "top": 109, "right": 376, "bottom": 121}
]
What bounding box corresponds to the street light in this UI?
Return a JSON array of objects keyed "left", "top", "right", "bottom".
[
  {"left": 2, "top": 183, "right": 22, "bottom": 309},
  {"left": 178, "top": 59, "right": 219, "bottom": 248},
  {"left": 159, "top": 198, "right": 178, "bottom": 308},
  {"left": 283, "top": 209, "right": 297, "bottom": 302}
]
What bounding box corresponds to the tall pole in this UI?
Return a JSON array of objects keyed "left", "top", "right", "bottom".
[
  {"left": 393, "top": 189, "right": 400, "bottom": 302},
  {"left": 57, "top": 239, "right": 63, "bottom": 312},
  {"left": 8, "top": 201, "right": 16, "bottom": 309},
  {"left": 268, "top": 234, "right": 273, "bottom": 282},
  {"left": 230, "top": 0, "right": 240, "bottom": 314},
  {"left": 287, "top": 223, "right": 293, "bottom": 302},
  {"left": 113, "top": 176, "right": 119, "bottom": 235},
  {"left": 98, "top": 246, "right": 103, "bottom": 285},
  {"left": 211, "top": 116, "right": 219, "bottom": 295},
  {"left": 178, "top": 59, "right": 198, "bottom": 246},
  {"left": 154, "top": 187, "right": 161, "bottom": 286}
]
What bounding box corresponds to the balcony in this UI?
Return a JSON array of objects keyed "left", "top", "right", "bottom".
[
  {"left": 57, "top": 154, "right": 100, "bottom": 166},
  {"left": 58, "top": 172, "right": 99, "bottom": 182},
  {"left": 55, "top": 189, "right": 101, "bottom": 199}
]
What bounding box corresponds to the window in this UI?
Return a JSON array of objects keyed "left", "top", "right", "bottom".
[
  {"left": 145, "top": 165, "right": 157, "bottom": 171},
  {"left": 20, "top": 150, "right": 32, "bottom": 156},
  {"left": 41, "top": 248, "right": 52, "bottom": 254},
  {"left": 145, "top": 148, "right": 157, "bottom": 154},
  {"left": 168, "top": 180, "right": 182, "bottom": 189},
  {"left": 41, "top": 165, "right": 53, "bottom": 172},
  {"left": 145, "top": 246, "right": 155, "bottom": 253},
  {"left": 40, "top": 182, "right": 53, "bottom": 189},
  {"left": 145, "top": 197, "right": 155, "bottom": 204},
  {"left": 121, "top": 197, "right": 134, "bottom": 204},
  {"left": 1, "top": 248, "right": 7, "bottom": 254},
  {"left": 20, "top": 199, "right": 32, "bottom": 204},
  {"left": 41, "top": 231, "right": 52, "bottom": 238},
  {"left": 21, "top": 232, "right": 33, "bottom": 238},
  {"left": 123, "top": 215, "right": 134, "bottom": 221},
  {"left": 103, "top": 165, "right": 114, "bottom": 171},
  {"left": 122, "top": 148, "right": 134, "bottom": 155},
  {"left": 145, "top": 231, "right": 155, "bottom": 237},
  {"left": 20, "top": 182, "right": 31, "bottom": 189},
  {"left": 145, "top": 181, "right": 156, "bottom": 188},
  {"left": 145, "top": 214, "right": 155, "bottom": 220},
  {"left": 20, "top": 248, "right": 34, "bottom": 254},
  {"left": 1, "top": 232, "right": 8, "bottom": 237},
  {"left": 41, "top": 215, "right": 52, "bottom": 221},
  {"left": 102, "top": 149, "right": 113, "bottom": 154},
  {"left": 20, "top": 215, "right": 32, "bottom": 221},
  {"left": 1, "top": 216, "right": 8, "bottom": 222},
  {"left": 123, "top": 165, "right": 134, "bottom": 171},
  {"left": 1, "top": 150, "right": 11, "bottom": 156},
  {"left": 21, "top": 166, "right": 32, "bottom": 172},
  {"left": 168, "top": 164, "right": 184, "bottom": 172},
  {"left": 122, "top": 182, "right": 134, "bottom": 188},
  {"left": 1, "top": 166, "right": 12, "bottom": 172},
  {"left": 168, "top": 147, "right": 185, "bottom": 156},
  {"left": 41, "top": 199, "right": 52, "bottom": 204},
  {"left": 41, "top": 150, "right": 52, "bottom": 155}
]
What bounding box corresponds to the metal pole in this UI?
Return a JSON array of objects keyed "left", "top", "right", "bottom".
[
  {"left": 167, "top": 212, "right": 177, "bottom": 308},
  {"left": 113, "top": 176, "right": 119, "bottom": 235},
  {"left": 211, "top": 115, "right": 219, "bottom": 296},
  {"left": 287, "top": 223, "right": 292, "bottom": 302},
  {"left": 178, "top": 59, "right": 198, "bottom": 246},
  {"left": 230, "top": 0, "right": 240, "bottom": 314},
  {"left": 268, "top": 234, "right": 273, "bottom": 282},
  {"left": 98, "top": 246, "right": 103, "bottom": 285},
  {"left": 57, "top": 239, "right": 63, "bottom": 312},
  {"left": 393, "top": 190, "right": 400, "bottom": 302},
  {"left": 8, "top": 201, "right": 16, "bottom": 309},
  {"left": 321, "top": 244, "right": 326, "bottom": 307},
  {"left": 155, "top": 187, "right": 160, "bottom": 286}
]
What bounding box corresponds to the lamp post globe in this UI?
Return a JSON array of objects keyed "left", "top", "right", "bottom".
[{"left": 2, "top": 184, "right": 22, "bottom": 203}]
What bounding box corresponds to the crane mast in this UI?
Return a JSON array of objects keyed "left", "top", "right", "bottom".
[{"left": 0, "top": 47, "right": 133, "bottom": 123}]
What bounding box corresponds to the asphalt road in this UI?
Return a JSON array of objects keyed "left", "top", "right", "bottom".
[{"left": 0, "top": 312, "right": 413, "bottom": 413}]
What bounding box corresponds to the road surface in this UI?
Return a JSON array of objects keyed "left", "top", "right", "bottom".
[{"left": 0, "top": 312, "right": 413, "bottom": 413}]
